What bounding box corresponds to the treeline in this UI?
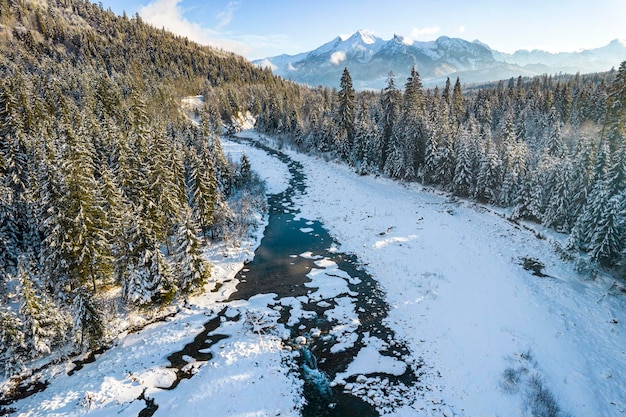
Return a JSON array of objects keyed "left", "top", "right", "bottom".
[
  {"left": 255, "top": 66, "right": 626, "bottom": 276},
  {"left": 0, "top": 0, "right": 287, "bottom": 376}
]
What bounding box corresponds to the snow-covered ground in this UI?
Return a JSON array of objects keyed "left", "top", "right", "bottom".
[
  {"left": 5, "top": 131, "right": 626, "bottom": 417},
  {"left": 266, "top": 132, "right": 626, "bottom": 417}
]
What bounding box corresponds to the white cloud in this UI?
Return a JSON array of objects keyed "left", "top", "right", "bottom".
[
  {"left": 215, "top": 1, "right": 240, "bottom": 30},
  {"left": 139, "top": 0, "right": 250, "bottom": 55},
  {"left": 330, "top": 51, "right": 346, "bottom": 65},
  {"left": 458, "top": 25, "right": 466, "bottom": 34},
  {"left": 140, "top": 0, "right": 207, "bottom": 43},
  {"left": 409, "top": 26, "right": 440, "bottom": 41},
  {"left": 256, "top": 58, "right": 277, "bottom": 71}
]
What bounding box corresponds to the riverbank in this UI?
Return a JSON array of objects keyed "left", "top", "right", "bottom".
[
  {"left": 254, "top": 131, "right": 626, "bottom": 417},
  {"left": 4, "top": 131, "right": 625, "bottom": 417}
]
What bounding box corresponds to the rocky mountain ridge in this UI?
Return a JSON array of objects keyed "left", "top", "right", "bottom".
[{"left": 254, "top": 30, "right": 626, "bottom": 89}]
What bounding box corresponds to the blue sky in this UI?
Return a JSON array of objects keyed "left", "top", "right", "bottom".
[{"left": 94, "top": 0, "right": 626, "bottom": 60}]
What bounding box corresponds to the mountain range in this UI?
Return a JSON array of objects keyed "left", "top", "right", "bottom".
[{"left": 253, "top": 30, "right": 626, "bottom": 90}]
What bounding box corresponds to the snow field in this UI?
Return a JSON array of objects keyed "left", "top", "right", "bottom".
[{"left": 239, "top": 131, "right": 626, "bottom": 417}]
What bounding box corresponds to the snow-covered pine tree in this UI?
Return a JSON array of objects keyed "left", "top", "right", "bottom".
[
  {"left": 72, "top": 286, "right": 105, "bottom": 350},
  {"left": 41, "top": 117, "right": 111, "bottom": 293},
  {"left": 420, "top": 116, "right": 438, "bottom": 184},
  {"left": 188, "top": 144, "right": 216, "bottom": 238},
  {"left": 545, "top": 106, "right": 565, "bottom": 157},
  {"left": 350, "top": 102, "right": 366, "bottom": 169},
  {"left": 499, "top": 141, "right": 528, "bottom": 207},
  {"left": 475, "top": 139, "right": 503, "bottom": 203},
  {"left": 124, "top": 245, "right": 174, "bottom": 305},
  {"left": 336, "top": 67, "right": 356, "bottom": 159},
  {"left": 238, "top": 154, "right": 252, "bottom": 186},
  {"left": 401, "top": 67, "right": 426, "bottom": 171},
  {"left": 17, "top": 257, "right": 69, "bottom": 357},
  {"left": 451, "top": 77, "right": 464, "bottom": 122},
  {"left": 543, "top": 158, "right": 575, "bottom": 232},
  {"left": 452, "top": 125, "right": 475, "bottom": 197},
  {"left": 173, "top": 209, "right": 211, "bottom": 294},
  {"left": 0, "top": 308, "right": 25, "bottom": 377},
  {"left": 589, "top": 193, "right": 625, "bottom": 267},
  {"left": 569, "top": 138, "right": 597, "bottom": 220},
  {"left": 145, "top": 128, "right": 185, "bottom": 246},
  {"left": 380, "top": 72, "right": 401, "bottom": 170},
  {"left": 604, "top": 60, "right": 626, "bottom": 152},
  {"left": 512, "top": 171, "right": 542, "bottom": 222}
]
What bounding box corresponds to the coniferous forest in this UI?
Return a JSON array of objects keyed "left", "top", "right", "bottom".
[
  {"left": 255, "top": 67, "right": 626, "bottom": 275},
  {"left": 0, "top": 0, "right": 625, "bottom": 378}
]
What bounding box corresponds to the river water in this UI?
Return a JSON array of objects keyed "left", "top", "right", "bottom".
[
  {"left": 2, "top": 137, "right": 423, "bottom": 417},
  {"left": 225, "top": 138, "right": 421, "bottom": 416}
]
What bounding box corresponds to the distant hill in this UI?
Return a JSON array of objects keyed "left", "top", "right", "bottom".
[{"left": 254, "top": 30, "right": 626, "bottom": 89}]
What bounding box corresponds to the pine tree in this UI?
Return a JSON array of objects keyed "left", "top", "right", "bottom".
[
  {"left": 604, "top": 143, "right": 626, "bottom": 197},
  {"left": 0, "top": 308, "right": 25, "bottom": 377},
  {"left": 188, "top": 144, "right": 219, "bottom": 239},
  {"left": 451, "top": 77, "right": 464, "bottom": 121},
  {"left": 337, "top": 67, "right": 356, "bottom": 158},
  {"left": 475, "top": 139, "right": 503, "bottom": 203},
  {"left": 543, "top": 159, "right": 574, "bottom": 232},
  {"left": 499, "top": 141, "right": 528, "bottom": 207},
  {"left": 590, "top": 194, "right": 625, "bottom": 267},
  {"left": 421, "top": 116, "right": 438, "bottom": 184},
  {"left": 17, "top": 257, "right": 69, "bottom": 357},
  {"left": 72, "top": 286, "right": 105, "bottom": 349},
  {"left": 403, "top": 67, "right": 425, "bottom": 115},
  {"left": 40, "top": 118, "right": 111, "bottom": 293},
  {"left": 452, "top": 126, "right": 475, "bottom": 197},
  {"left": 237, "top": 153, "right": 252, "bottom": 187},
  {"left": 545, "top": 106, "right": 565, "bottom": 157},
  {"left": 399, "top": 67, "right": 426, "bottom": 175},
  {"left": 380, "top": 72, "right": 401, "bottom": 170},
  {"left": 100, "top": 164, "right": 129, "bottom": 287},
  {"left": 512, "top": 171, "right": 542, "bottom": 222},
  {"left": 569, "top": 138, "right": 597, "bottom": 220},
  {"left": 173, "top": 209, "right": 211, "bottom": 294},
  {"left": 604, "top": 60, "right": 626, "bottom": 151},
  {"left": 123, "top": 238, "right": 174, "bottom": 305}
]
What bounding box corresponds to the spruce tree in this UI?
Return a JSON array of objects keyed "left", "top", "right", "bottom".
[
  {"left": 380, "top": 72, "right": 400, "bottom": 170},
  {"left": 337, "top": 67, "right": 356, "bottom": 158},
  {"left": 512, "top": 171, "right": 542, "bottom": 222},
  {"left": 590, "top": 194, "right": 625, "bottom": 267},
  {"left": 543, "top": 159, "right": 574, "bottom": 232},
  {"left": 17, "top": 257, "right": 69, "bottom": 356},
  {"left": 475, "top": 140, "right": 503, "bottom": 203},
  {"left": 0, "top": 308, "right": 25, "bottom": 377},
  {"left": 174, "top": 209, "right": 211, "bottom": 294},
  {"left": 453, "top": 126, "right": 475, "bottom": 197},
  {"left": 400, "top": 67, "right": 426, "bottom": 174},
  {"left": 72, "top": 286, "right": 105, "bottom": 350},
  {"left": 604, "top": 60, "right": 626, "bottom": 151}
]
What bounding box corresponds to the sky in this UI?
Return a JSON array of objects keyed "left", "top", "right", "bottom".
[{"left": 93, "top": 0, "right": 626, "bottom": 60}]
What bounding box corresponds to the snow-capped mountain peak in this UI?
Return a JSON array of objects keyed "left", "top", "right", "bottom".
[
  {"left": 341, "top": 29, "right": 379, "bottom": 45},
  {"left": 391, "top": 33, "right": 413, "bottom": 46},
  {"left": 253, "top": 31, "right": 626, "bottom": 90}
]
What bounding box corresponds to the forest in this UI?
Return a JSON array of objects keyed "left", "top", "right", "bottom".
[
  {"left": 0, "top": 0, "right": 293, "bottom": 376},
  {"left": 0, "top": 0, "right": 624, "bottom": 380},
  {"left": 255, "top": 66, "right": 626, "bottom": 278}
]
